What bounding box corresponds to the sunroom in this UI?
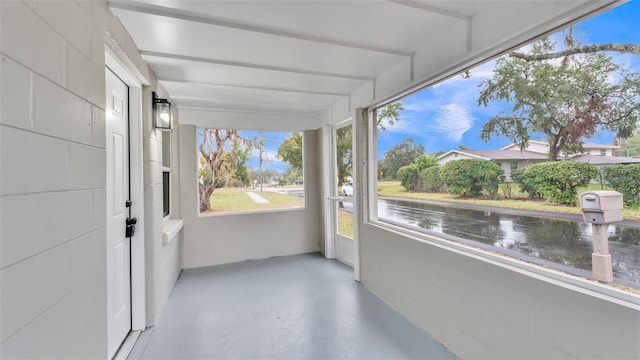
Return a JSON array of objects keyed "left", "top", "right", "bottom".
[{"left": 1, "top": 0, "right": 639, "bottom": 359}]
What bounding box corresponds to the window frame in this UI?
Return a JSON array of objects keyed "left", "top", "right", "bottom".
[
  {"left": 362, "top": 35, "right": 639, "bottom": 304},
  {"left": 195, "top": 127, "right": 307, "bottom": 217},
  {"left": 161, "top": 129, "right": 172, "bottom": 220}
]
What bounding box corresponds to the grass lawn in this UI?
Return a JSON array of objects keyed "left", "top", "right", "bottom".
[
  {"left": 377, "top": 181, "right": 640, "bottom": 221},
  {"left": 202, "top": 187, "right": 304, "bottom": 214},
  {"left": 337, "top": 209, "right": 354, "bottom": 238}
]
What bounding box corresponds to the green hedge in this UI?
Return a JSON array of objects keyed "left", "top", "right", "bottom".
[
  {"left": 397, "top": 155, "right": 439, "bottom": 191},
  {"left": 397, "top": 165, "right": 419, "bottom": 191},
  {"left": 420, "top": 166, "right": 445, "bottom": 193},
  {"left": 517, "top": 161, "right": 597, "bottom": 205},
  {"left": 441, "top": 159, "right": 504, "bottom": 198},
  {"left": 511, "top": 168, "right": 543, "bottom": 199},
  {"left": 602, "top": 164, "right": 640, "bottom": 208}
]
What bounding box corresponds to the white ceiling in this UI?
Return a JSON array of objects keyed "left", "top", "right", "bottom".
[{"left": 109, "top": 0, "right": 618, "bottom": 123}]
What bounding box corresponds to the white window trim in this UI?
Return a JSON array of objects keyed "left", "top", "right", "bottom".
[
  {"left": 161, "top": 130, "right": 172, "bottom": 221},
  {"left": 161, "top": 129, "right": 184, "bottom": 244},
  {"left": 365, "top": 103, "right": 639, "bottom": 308},
  {"left": 162, "top": 167, "right": 171, "bottom": 221},
  {"left": 361, "top": 17, "right": 640, "bottom": 305},
  {"left": 195, "top": 128, "right": 307, "bottom": 217},
  {"left": 163, "top": 218, "right": 184, "bottom": 245}
]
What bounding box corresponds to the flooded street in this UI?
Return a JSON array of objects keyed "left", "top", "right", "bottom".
[
  {"left": 335, "top": 197, "right": 640, "bottom": 286},
  {"left": 376, "top": 198, "right": 640, "bottom": 286}
]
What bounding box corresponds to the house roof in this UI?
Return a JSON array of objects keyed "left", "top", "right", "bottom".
[
  {"left": 570, "top": 154, "right": 640, "bottom": 165},
  {"left": 500, "top": 140, "right": 618, "bottom": 151},
  {"left": 499, "top": 140, "right": 548, "bottom": 151},
  {"left": 438, "top": 149, "right": 548, "bottom": 161}
]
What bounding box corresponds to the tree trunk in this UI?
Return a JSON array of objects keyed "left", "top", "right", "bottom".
[
  {"left": 549, "top": 137, "right": 560, "bottom": 161},
  {"left": 199, "top": 182, "right": 215, "bottom": 212},
  {"left": 337, "top": 174, "right": 344, "bottom": 187}
]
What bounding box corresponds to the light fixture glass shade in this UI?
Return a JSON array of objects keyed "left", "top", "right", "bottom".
[{"left": 153, "top": 92, "right": 173, "bottom": 130}]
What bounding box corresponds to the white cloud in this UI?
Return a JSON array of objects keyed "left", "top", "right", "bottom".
[
  {"left": 432, "top": 103, "right": 474, "bottom": 142},
  {"left": 400, "top": 99, "right": 440, "bottom": 113},
  {"left": 250, "top": 149, "right": 282, "bottom": 164},
  {"left": 468, "top": 60, "right": 496, "bottom": 80},
  {"left": 382, "top": 116, "right": 419, "bottom": 138}
]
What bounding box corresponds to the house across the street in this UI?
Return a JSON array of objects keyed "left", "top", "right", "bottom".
[
  {"left": 438, "top": 140, "right": 640, "bottom": 181},
  {"left": 499, "top": 140, "right": 620, "bottom": 157},
  {"left": 437, "top": 149, "right": 548, "bottom": 181}
]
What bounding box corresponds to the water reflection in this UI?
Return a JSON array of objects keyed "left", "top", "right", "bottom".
[{"left": 378, "top": 199, "right": 640, "bottom": 286}]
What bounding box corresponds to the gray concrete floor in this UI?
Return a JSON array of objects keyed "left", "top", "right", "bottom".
[{"left": 129, "top": 253, "right": 456, "bottom": 359}]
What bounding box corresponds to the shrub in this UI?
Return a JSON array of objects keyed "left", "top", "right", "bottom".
[
  {"left": 397, "top": 165, "right": 420, "bottom": 191},
  {"left": 602, "top": 164, "right": 640, "bottom": 208},
  {"left": 420, "top": 166, "right": 445, "bottom": 193},
  {"left": 519, "top": 161, "right": 598, "bottom": 205},
  {"left": 512, "top": 167, "right": 544, "bottom": 199},
  {"left": 398, "top": 155, "right": 439, "bottom": 191},
  {"left": 413, "top": 154, "right": 438, "bottom": 171},
  {"left": 440, "top": 159, "right": 504, "bottom": 198}
]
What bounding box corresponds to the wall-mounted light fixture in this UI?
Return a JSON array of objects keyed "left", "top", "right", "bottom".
[{"left": 153, "top": 91, "right": 173, "bottom": 130}]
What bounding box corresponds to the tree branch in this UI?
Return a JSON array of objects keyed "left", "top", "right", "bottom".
[{"left": 509, "top": 43, "right": 640, "bottom": 62}]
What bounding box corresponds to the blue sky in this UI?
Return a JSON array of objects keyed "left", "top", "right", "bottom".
[
  {"left": 239, "top": 130, "right": 291, "bottom": 173},
  {"left": 377, "top": 0, "right": 640, "bottom": 159}
]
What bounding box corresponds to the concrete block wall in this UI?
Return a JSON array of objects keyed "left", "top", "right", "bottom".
[
  {"left": 0, "top": 1, "right": 108, "bottom": 357},
  {"left": 1, "top": 0, "right": 183, "bottom": 356},
  {"left": 359, "top": 226, "right": 640, "bottom": 358},
  {"left": 143, "top": 87, "right": 183, "bottom": 325}
]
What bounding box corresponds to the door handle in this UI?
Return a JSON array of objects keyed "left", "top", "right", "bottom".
[{"left": 126, "top": 217, "right": 137, "bottom": 237}]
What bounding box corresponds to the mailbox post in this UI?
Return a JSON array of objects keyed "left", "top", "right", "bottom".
[{"left": 580, "top": 191, "right": 623, "bottom": 283}]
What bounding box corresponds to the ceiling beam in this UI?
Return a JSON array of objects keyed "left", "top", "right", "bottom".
[
  {"left": 140, "top": 50, "right": 375, "bottom": 82},
  {"left": 387, "top": 1, "right": 472, "bottom": 51},
  {"left": 110, "top": 0, "right": 412, "bottom": 57},
  {"left": 386, "top": 0, "right": 470, "bottom": 21},
  {"left": 159, "top": 79, "right": 350, "bottom": 98},
  {"left": 171, "top": 96, "right": 329, "bottom": 112}
]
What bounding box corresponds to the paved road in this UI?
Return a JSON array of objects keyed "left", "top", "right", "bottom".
[{"left": 339, "top": 196, "right": 640, "bottom": 287}]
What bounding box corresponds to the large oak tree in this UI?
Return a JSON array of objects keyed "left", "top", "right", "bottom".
[
  {"left": 478, "top": 36, "right": 640, "bottom": 160},
  {"left": 277, "top": 132, "right": 303, "bottom": 171},
  {"left": 198, "top": 129, "right": 245, "bottom": 212}
]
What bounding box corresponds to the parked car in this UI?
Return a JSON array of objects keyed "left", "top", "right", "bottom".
[
  {"left": 341, "top": 182, "right": 353, "bottom": 196},
  {"left": 294, "top": 180, "right": 303, "bottom": 185}
]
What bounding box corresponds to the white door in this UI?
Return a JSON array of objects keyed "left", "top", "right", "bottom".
[
  {"left": 106, "top": 68, "right": 131, "bottom": 359},
  {"left": 333, "top": 123, "right": 355, "bottom": 266}
]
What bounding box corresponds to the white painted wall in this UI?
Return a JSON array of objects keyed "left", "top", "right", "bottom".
[
  {"left": 0, "top": 1, "right": 183, "bottom": 357},
  {"left": 359, "top": 225, "right": 640, "bottom": 358},
  {"left": 179, "top": 108, "right": 320, "bottom": 132},
  {"left": 583, "top": 147, "right": 614, "bottom": 156},
  {"left": 502, "top": 141, "right": 550, "bottom": 154},
  {"left": 178, "top": 125, "right": 321, "bottom": 268},
  {"left": 142, "top": 86, "right": 183, "bottom": 326}
]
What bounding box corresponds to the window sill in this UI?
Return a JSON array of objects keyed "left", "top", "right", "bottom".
[{"left": 163, "top": 218, "right": 183, "bottom": 245}]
